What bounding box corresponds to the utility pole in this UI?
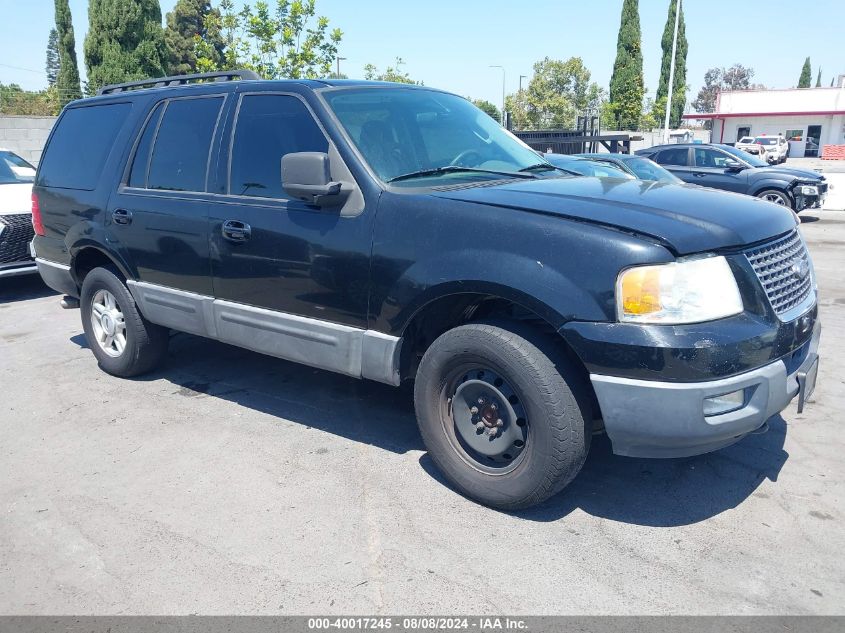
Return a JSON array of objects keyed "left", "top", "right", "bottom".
[
  {"left": 336, "top": 56, "right": 347, "bottom": 79},
  {"left": 662, "top": 0, "right": 681, "bottom": 144},
  {"left": 519, "top": 75, "right": 527, "bottom": 91},
  {"left": 490, "top": 65, "right": 506, "bottom": 126}
]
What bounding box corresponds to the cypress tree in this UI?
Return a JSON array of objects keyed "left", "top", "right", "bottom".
[
  {"left": 655, "top": 0, "right": 687, "bottom": 128},
  {"left": 54, "top": 0, "right": 82, "bottom": 106},
  {"left": 609, "top": 0, "right": 644, "bottom": 130},
  {"left": 815, "top": 68, "right": 822, "bottom": 88},
  {"left": 46, "top": 28, "right": 60, "bottom": 87},
  {"left": 85, "top": 0, "right": 169, "bottom": 94},
  {"left": 798, "top": 57, "right": 812, "bottom": 88},
  {"left": 164, "top": 0, "right": 224, "bottom": 75}
]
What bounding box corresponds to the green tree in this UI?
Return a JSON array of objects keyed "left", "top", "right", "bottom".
[
  {"left": 54, "top": 0, "right": 82, "bottom": 106},
  {"left": 84, "top": 0, "right": 169, "bottom": 94},
  {"left": 471, "top": 98, "right": 501, "bottom": 121},
  {"left": 691, "top": 64, "right": 758, "bottom": 129},
  {"left": 46, "top": 28, "right": 60, "bottom": 87},
  {"left": 196, "top": 0, "right": 342, "bottom": 80},
  {"left": 608, "top": 0, "right": 644, "bottom": 130},
  {"left": 654, "top": 0, "right": 687, "bottom": 129},
  {"left": 505, "top": 57, "right": 604, "bottom": 130},
  {"left": 165, "top": 0, "right": 224, "bottom": 75},
  {"left": 0, "top": 83, "right": 60, "bottom": 116},
  {"left": 798, "top": 57, "right": 812, "bottom": 88},
  {"left": 815, "top": 68, "right": 822, "bottom": 88},
  {"left": 363, "top": 58, "right": 420, "bottom": 84}
]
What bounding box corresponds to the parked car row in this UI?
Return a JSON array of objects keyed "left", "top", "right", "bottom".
[{"left": 29, "top": 73, "right": 820, "bottom": 510}]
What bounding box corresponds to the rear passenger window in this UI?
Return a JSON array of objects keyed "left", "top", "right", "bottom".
[
  {"left": 147, "top": 97, "right": 223, "bottom": 192},
  {"left": 127, "top": 102, "right": 164, "bottom": 188},
  {"left": 229, "top": 95, "right": 328, "bottom": 199},
  {"left": 656, "top": 148, "right": 689, "bottom": 166},
  {"left": 37, "top": 103, "right": 131, "bottom": 190}
]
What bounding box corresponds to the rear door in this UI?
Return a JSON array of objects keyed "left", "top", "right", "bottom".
[
  {"left": 690, "top": 147, "right": 748, "bottom": 193},
  {"left": 107, "top": 93, "right": 227, "bottom": 296},
  {"left": 652, "top": 147, "right": 694, "bottom": 182}
]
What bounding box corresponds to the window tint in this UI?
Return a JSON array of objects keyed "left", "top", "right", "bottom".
[
  {"left": 656, "top": 147, "right": 689, "bottom": 166},
  {"left": 147, "top": 97, "right": 223, "bottom": 192},
  {"left": 37, "top": 103, "right": 131, "bottom": 190},
  {"left": 695, "top": 148, "right": 734, "bottom": 168},
  {"left": 127, "top": 102, "right": 164, "bottom": 188},
  {"left": 229, "top": 95, "right": 328, "bottom": 199}
]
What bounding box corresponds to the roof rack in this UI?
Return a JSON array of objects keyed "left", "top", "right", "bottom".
[{"left": 97, "top": 70, "right": 261, "bottom": 95}]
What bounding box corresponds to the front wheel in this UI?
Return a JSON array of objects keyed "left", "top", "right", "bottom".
[
  {"left": 757, "top": 188, "right": 794, "bottom": 209},
  {"left": 80, "top": 267, "right": 169, "bottom": 377},
  {"left": 414, "top": 321, "right": 592, "bottom": 510}
]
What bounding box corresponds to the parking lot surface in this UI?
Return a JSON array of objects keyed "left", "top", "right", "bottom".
[{"left": 1, "top": 211, "right": 843, "bottom": 615}]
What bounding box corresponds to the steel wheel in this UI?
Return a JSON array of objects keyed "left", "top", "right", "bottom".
[
  {"left": 89, "top": 289, "right": 127, "bottom": 357},
  {"left": 441, "top": 366, "right": 529, "bottom": 475}
]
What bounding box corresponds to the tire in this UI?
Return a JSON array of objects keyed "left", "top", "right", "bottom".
[
  {"left": 80, "top": 266, "right": 169, "bottom": 377},
  {"left": 414, "top": 320, "right": 592, "bottom": 510},
  {"left": 757, "top": 188, "right": 794, "bottom": 209}
]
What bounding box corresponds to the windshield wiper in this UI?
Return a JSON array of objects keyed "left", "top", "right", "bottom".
[
  {"left": 386, "top": 166, "right": 537, "bottom": 184},
  {"left": 519, "top": 163, "right": 580, "bottom": 176}
]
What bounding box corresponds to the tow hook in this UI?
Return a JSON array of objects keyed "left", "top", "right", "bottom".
[{"left": 60, "top": 296, "right": 80, "bottom": 309}]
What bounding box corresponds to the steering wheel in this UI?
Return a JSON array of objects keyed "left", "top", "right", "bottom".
[{"left": 449, "top": 149, "right": 483, "bottom": 167}]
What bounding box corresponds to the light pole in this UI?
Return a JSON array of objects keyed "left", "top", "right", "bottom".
[
  {"left": 490, "top": 65, "right": 506, "bottom": 126},
  {"left": 336, "top": 56, "right": 347, "bottom": 79},
  {"left": 662, "top": 0, "right": 681, "bottom": 143},
  {"left": 519, "top": 75, "right": 527, "bottom": 91}
]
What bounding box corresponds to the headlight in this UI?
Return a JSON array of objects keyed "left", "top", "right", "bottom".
[
  {"left": 616, "top": 256, "right": 743, "bottom": 324},
  {"left": 798, "top": 185, "right": 819, "bottom": 196}
]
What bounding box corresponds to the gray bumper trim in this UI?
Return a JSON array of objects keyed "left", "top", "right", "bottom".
[
  {"left": 591, "top": 323, "right": 821, "bottom": 458},
  {"left": 0, "top": 264, "right": 38, "bottom": 278}
]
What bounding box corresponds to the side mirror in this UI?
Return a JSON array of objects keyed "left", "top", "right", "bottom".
[
  {"left": 724, "top": 160, "right": 744, "bottom": 172},
  {"left": 282, "top": 152, "right": 347, "bottom": 207}
]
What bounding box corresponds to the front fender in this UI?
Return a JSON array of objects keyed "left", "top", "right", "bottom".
[{"left": 748, "top": 177, "right": 794, "bottom": 197}]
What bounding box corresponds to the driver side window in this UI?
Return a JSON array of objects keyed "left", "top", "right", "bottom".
[{"left": 694, "top": 148, "right": 732, "bottom": 168}]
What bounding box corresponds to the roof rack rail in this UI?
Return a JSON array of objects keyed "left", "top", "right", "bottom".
[{"left": 97, "top": 70, "right": 261, "bottom": 95}]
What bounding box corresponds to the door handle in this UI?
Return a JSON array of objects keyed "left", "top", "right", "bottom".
[
  {"left": 222, "top": 219, "right": 251, "bottom": 243},
  {"left": 112, "top": 208, "right": 133, "bottom": 225}
]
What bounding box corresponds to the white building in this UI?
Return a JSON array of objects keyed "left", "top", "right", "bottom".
[{"left": 683, "top": 85, "right": 845, "bottom": 158}]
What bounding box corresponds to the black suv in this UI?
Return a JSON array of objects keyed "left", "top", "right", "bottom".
[
  {"left": 637, "top": 143, "right": 828, "bottom": 211},
  {"left": 33, "top": 72, "right": 821, "bottom": 509}
]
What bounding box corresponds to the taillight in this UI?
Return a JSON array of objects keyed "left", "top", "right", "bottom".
[{"left": 31, "top": 192, "right": 45, "bottom": 236}]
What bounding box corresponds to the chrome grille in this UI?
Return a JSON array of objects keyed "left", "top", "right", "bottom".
[
  {"left": 745, "top": 230, "right": 814, "bottom": 319},
  {"left": 0, "top": 214, "right": 35, "bottom": 264}
]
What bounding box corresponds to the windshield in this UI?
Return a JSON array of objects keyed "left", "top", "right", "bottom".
[
  {"left": 738, "top": 137, "right": 754, "bottom": 144},
  {"left": 323, "top": 88, "right": 548, "bottom": 184},
  {"left": 0, "top": 151, "right": 36, "bottom": 184},
  {"left": 755, "top": 137, "right": 777, "bottom": 145},
  {"left": 720, "top": 144, "right": 768, "bottom": 167},
  {"left": 623, "top": 156, "right": 683, "bottom": 184}
]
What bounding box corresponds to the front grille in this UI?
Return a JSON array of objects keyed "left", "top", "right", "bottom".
[
  {"left": 0, "top": 214, "right": 35, "bottom": 264},
  {"left": 745, "top": 230, "right": 814, "bottom": 319}
]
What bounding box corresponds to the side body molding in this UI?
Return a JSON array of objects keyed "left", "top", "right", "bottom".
[{"left": 126, "top": 280, "right": 401, "bottom": 385}]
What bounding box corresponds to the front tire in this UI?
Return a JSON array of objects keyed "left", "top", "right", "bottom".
[
  {"left": 80, "top": 267, "right": 169, "bottom": 377},
  {"left": 414, "top": 321, "right": 592, "bottom": 510},
  {"left": 757, "top": 188, "right": 794, "bottom": 209}
]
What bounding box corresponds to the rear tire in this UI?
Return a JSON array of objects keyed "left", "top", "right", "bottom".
[
  {"left": 80, "top": 267, "right": 169, "bottom": 377},
  {"left": 414, "top": 321, "right": 592, "bottom": 510}
]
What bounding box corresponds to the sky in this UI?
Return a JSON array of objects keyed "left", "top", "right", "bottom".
[{"left": 1, "top": 0, "right": 844, "bottom": 111}]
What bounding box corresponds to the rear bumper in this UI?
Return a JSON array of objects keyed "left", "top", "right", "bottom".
[
  {"left": 590, "top": 321, "right": 820, "bottom": 458},
  {"left": 35, "top": 257, "right": 77, "bottom": 297}
]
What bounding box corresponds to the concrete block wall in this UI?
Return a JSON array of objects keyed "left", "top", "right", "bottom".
[{"left": 0, "top": 115, "right": 57, "bottom": 165}]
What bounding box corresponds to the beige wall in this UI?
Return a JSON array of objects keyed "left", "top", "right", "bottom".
[{"left": 0, "top": 115, "right": 57, "bottom": 165}]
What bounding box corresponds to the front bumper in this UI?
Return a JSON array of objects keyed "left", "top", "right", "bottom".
[{"left": 589, "top": 321, "right": 820, "bottom": 458}]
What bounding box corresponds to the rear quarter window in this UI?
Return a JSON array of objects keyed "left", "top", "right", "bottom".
[{"left": 37, "top": 102, "right": 131, "bottom": 190}]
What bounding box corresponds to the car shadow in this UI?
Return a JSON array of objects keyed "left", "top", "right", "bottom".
[
  {"left": 0, "top": 274, "right": 55, "bottom": 304},
  {"left": 800, "top": 214, "right": 820, "bottom": 223},
  {"left": 69, "top": 331, "right": 788, "bottom": 527}
]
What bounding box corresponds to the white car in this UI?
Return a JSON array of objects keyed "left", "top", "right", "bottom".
[
  {"left": 0, "top": 149, "right": 37, "bottom": 278},
  {"left": 735, "top": 136, "right": 765, "bottom": 157},
  {"left": 755, "top": 135, "right": 789, "bottom": 164}
]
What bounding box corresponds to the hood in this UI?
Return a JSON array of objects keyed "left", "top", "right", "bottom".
[
  {"left": 749, "top": 165, "right": 823, "bottom": 181},
  {"left": 432, "top": 176, "right": 797, "bottom": 256},
  {"left": 0, "top": 183, "right": 32, "bottom": 216}
]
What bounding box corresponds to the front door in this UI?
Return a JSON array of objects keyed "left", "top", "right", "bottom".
[
  {"left": 690, "top": 147, "right": 748, "bottom": 193},
  {"left": 805, "top": 125, "right": 822, "bottom": 157},
  {"left": 208, "top": 92, "right": 374, "bottom": 331}
]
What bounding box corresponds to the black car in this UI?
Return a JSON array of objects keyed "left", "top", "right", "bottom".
[
  {"left": 33, "top": 72, "right": 820, "bottom": 510},
  {"left": 636, "top": 143, "right": 828, "bottom": 211},
  {"left": 574, "top": 152, "right": 683, "bottom": 185}
]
